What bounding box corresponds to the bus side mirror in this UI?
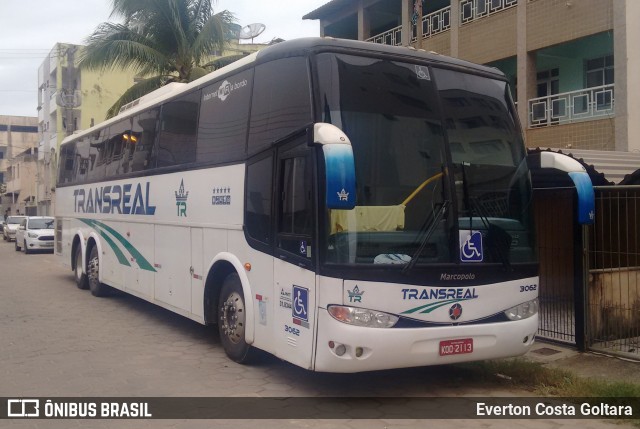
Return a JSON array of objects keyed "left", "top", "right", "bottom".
[
  {"left": 530, "top": 151, "right": 595, "bottom": 225},
  {"left": 313, "top": 123, "right": 356, "bottom": 210}
]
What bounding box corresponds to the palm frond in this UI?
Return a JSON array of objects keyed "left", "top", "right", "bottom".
[
  {"left": 192, "top": 10, "right": 234, "bottom": 65},
  {"left": 80, "top": 22, "right": 169, "bottom": 76}
]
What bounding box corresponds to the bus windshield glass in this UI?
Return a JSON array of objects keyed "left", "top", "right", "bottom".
[{"left": 316, "top": 53, "right": 535, "bottom": 266}]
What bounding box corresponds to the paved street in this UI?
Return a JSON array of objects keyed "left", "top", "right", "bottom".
[{"left": 0, "top": 241, "right": 635, "bottom": 429}]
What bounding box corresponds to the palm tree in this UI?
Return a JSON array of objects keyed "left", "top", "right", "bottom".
[{"left": 80, "top": 0, "right": 235, "bottom": 118}]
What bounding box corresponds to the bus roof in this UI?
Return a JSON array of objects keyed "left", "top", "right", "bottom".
[{"left": 61, "top": 37, "right": 505, "bottom": 146}]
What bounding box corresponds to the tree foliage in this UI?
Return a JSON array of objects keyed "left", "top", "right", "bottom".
[{"left": 80, "top": 0, "right": 235, "bottom": 118}]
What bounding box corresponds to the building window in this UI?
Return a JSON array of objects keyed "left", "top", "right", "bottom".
[
  {"left": 586, "top": 55, "right": 614, "bottom": 88},
  {"left": 586, "top": 55, "right": 614, "bottom": 110}
]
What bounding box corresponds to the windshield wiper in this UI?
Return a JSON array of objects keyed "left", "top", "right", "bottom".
[
  {"left": 459, "top": 162, "right": 512, "bottom": 270},
  {"left": 402, "top": 200, "right": 450, "bottom": 274}
]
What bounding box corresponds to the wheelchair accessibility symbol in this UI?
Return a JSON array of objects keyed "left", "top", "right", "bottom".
[
  {"left": 460, "top": 230, "right": 483, "bottom": 262},
  {"left": 292, "top": 285, "right": 309, "bottom": 322}
]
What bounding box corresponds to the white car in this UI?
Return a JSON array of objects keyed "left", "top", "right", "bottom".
[
  {"left": 15, "top": 216, "right": 55, "bottom": 254},
  {"left": 3, "top": 215, "right": 27, "bottom": 241}
]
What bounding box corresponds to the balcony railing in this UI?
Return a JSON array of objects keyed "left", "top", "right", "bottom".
[
  {"left": 412, "top": 6, "right": 451, "bottom": 42},
  {"left": 366, "top": 25, "right": 402, "bottom": 46},
  {"left": 460, "top": 0, "right": 517, "bottom": 25},
  {"left": 528, "top": 84, "right": 615, "bottom": 127},
  {"left": 365, "top": 6, "right": 451, "bottom": 47}
]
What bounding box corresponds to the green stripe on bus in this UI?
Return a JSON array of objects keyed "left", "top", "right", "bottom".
[
  {"left": 401, "top": 298, "right": 469, "bottom": 315},
  {"left": 79, "top": 219, "right": 156, "bottom": 272},
  {"left": 79, "top": 219, "right": 131, "bottom": 267}
]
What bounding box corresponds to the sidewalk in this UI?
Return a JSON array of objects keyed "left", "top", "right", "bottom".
[{"left": 524, "top": 342, "right": 640, "bottom": 385}]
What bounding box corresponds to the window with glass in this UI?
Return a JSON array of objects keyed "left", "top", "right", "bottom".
[
  {"left": 197, "top": 69, "right": 253, "bottom": 164},
  {"left": 276, "top": 142, "right": 314, "bottom": 261},
  {"left": 245, "top": 154, "right": 273, "bottom": 246},
  {"left": 248, "top": 57, "right": 312, "bottom": 155},
  {"left": 157, "top": 91, "right": 200, "bottom": 168},
  {"left": 316, "top": 54, "right": 450, "bottom": 266},
  {"left": 433, "top": 67, "right": 534, "bottom": 264}
]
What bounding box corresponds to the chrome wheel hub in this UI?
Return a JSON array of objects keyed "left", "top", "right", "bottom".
[{"left": 220, "top": 292, "right": 245, "bottom": 344}]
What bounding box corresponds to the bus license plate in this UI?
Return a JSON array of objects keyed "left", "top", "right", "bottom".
[{"left": 439, "top": 338, "right": 473, "bottom": 356}]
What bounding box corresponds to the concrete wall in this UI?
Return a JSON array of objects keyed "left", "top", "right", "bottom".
[{"left": 526, "top": 118, "right": 615, "bottom": 151}]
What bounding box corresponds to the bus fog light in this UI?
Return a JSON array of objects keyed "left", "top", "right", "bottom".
[
  {"left": 505, "top": 299, "right": 538, "bottom": 321},
  {"left": 328, "top": 305, "right": 398, "bottom": 328},
  {"left": 335, "top": 344, "right": 347, "bottom": 356}
]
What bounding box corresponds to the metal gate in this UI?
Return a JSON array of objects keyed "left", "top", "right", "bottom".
[
  {"left": 586, "top": 187, "right": 640, "bottom": 358},
  {"left": 534, "top": 188, "right": 581, "bottom": 345}
]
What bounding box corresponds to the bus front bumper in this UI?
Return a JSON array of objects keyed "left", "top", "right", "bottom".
[{"left": 314, "top": 309, "right": 538, "bottom": 373}]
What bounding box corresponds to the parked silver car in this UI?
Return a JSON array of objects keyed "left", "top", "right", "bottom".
[
  {"left": 14, "top": 216, "right": 55, "bottom": 254},
  {"left": 3, "top": 215, "right": 27, "bottom": 241}
]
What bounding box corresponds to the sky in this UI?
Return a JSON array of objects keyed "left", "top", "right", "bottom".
[{"left": 0, "top": 0, "right": 328, "bottom": 117}]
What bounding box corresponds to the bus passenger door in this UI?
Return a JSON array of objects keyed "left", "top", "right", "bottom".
[{"left": 273, "top": 139, "right": 317, "bottom": 370}]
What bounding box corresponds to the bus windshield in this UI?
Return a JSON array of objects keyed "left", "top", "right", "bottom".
[{"left": 316, "top": 53, "right": 535, "bottom": 267}]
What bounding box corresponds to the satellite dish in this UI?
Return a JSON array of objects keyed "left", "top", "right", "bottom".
[{"left": 239, "top": 23, "right": 266, "bottom": 42}]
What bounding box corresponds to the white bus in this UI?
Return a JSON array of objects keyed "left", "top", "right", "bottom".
[{"left": 56, "top": 38, "right": 594, "bottom": 372}]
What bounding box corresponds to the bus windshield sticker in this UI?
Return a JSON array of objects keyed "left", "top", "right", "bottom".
[
  {"left": 459, "top": 230, "right": 483, "bottom": 263},
  {"left": 292, "top": 285, "right": 309, "bottom": 328},
  {"left": 415, "top": 65, "right": 430, "bottom": 80}
]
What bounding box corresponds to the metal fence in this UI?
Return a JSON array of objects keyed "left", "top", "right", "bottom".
[
  {"left": 586, "top": 187, "right": 640, "bottom": 358},
  {"left": 534, "top": 189, "right": 579, "bottom": 345}
]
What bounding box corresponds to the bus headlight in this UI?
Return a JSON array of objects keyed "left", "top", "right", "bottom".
[
  {"left": 328, "top": 305, "right": 398, "bottom": 328},
  {"left": 505, "top": 299, "right": 538, "bottom": 321}
]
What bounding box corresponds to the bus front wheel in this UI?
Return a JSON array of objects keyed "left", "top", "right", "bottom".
[
  {"left": 88, "top": 246, "right": 109, "bottom": 297},
  {"left": 218, "top": 273, "right": 253, "bottom": 363}
]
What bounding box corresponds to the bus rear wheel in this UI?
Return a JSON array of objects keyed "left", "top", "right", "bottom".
[
  {"left": 88, "top": 246, "right": 109, "bottom": 297},
  {"left": 75, "top": 246, "right": 89, "bottom": 290},
  {"left": 218, "top": 273, "right": 253, "bottom": 363}
]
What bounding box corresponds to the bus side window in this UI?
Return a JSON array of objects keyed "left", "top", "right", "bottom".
[
  {"left": 248, "top": 57, "right": 312, "bottom": 156},
  {"left": 157, "top": 91, "right": 200, "bottom": 168},
  {"left": 58, "top": 143, "right": 77, "bottom": 185},
  {"left": 197, "top": 69, "right": 253, "bottom": 164},
  {"left": 88, "top": 128, "right": 108, "bottom": 182},
  {"left": 276, "top": 149, "right": 314, "bottom": 260},
  {"left": 245, "top": 154, "right": 273, "bottom": 248},
  {"left": 130, "top": 107, "right": 160, "bottom": 172},
  {"left": 105, "top": 119, "right": 131, "bottom": 178}
]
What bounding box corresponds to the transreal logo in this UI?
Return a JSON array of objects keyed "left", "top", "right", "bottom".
[
  {"left": 337, "top": 188, "right": 349, "bottom": 202},
  {"left": 175, "top": 179, "right": 189, "bottom": 217},
  {"left": 347, "top": 285, "right": 364, "bottom": 303}
]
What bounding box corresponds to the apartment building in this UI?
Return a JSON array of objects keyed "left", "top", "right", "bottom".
[
  {"left": 0, "top": 116, "right": 39, "bottom": 216},
  {"left": 37, "top": 43, "right": 139, "bottom": 215},
  {"left": 303, "top": 0, "right": 640, "bottom": 155}
]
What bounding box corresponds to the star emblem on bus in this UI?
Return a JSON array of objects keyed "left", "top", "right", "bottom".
[
  {"left": 337, "top": 188, "right": 349, "bottom": 202},
  {"left": 347, "top": 285, "right": 364, "bottom": 303},
  {"left": 175, "top": 179, "right": 189, "bottom": 217}
]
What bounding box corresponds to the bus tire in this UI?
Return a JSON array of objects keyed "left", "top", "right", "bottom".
[
  {"left": 218, "top": 273, "right": 253, "bottom": 363},
  {"left": 75, "top": 246, "right": 89, "bottom": 290},
  {"left": 88, "top": 246, "right": 109, "bottom": 297}
]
